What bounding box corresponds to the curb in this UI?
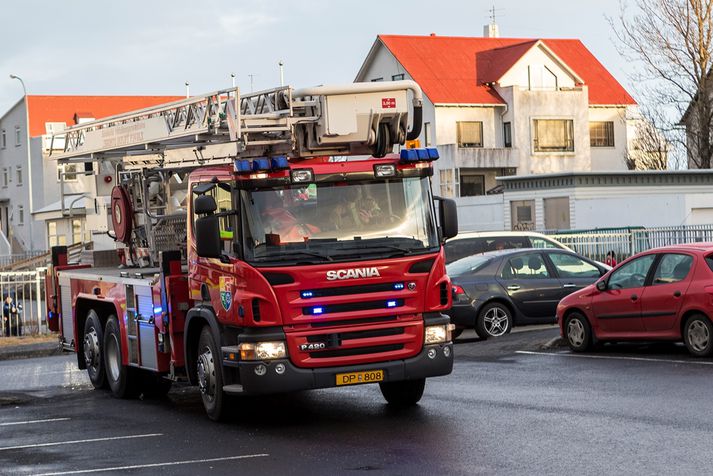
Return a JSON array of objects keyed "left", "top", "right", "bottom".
[
  {"left": 540, "top": 336, "right": 566, "bottom": 349},
  {"left": 0, "top": 342, "right": 63, "bottom": 361}
]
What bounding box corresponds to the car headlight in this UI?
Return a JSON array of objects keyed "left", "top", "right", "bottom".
[
  {"left": 425, "top": 324, "right": 451, "bottom": 344},
  {"left": 238, "top": 341, "right": 287, "bottom": 360}
]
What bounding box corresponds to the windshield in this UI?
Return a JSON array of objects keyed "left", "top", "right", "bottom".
[
  {"left": 240, "top": 177, "right": 439, "bottom": 264},
  {"left": 446, "top": 255, "right": 494, "bottom": 277}
]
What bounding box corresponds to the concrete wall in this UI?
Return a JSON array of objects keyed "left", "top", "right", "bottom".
[
  {"left": 588, "top": 107, "right": 628, "bottom": 171},
  {"left": 454, "top": 194, "right": 505, "bottom": 232}
]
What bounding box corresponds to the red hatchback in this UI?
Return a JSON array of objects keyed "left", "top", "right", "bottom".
[{"left": 557, "top": 244, "right": 713, "bottom": 357}]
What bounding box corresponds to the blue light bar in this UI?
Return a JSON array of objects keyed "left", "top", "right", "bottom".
[
  {"left": 386, "top": 300, "right": 398, "bottom": 308},
  {"left": 313, "top": 306, "right": 324, "bottom": 315},
  {"left": 271, "top": 156, "right": 289, "bottom": 170},
  {"left": 252, "top": 158, "right": 271, "bottom": 171},
  {"left": 301, "top": 291, "right": 314, "bottom": 299},
  {"left": 400, "top": 149, "right": 419, "bottom": 161},
  {"left": 154, "top": 306, "right": 163, "bottom": 314},
  {"left": 416, "top": 148, "right": 429, "bottom": 160},
  {"left": 234, "top": 159, "right": 252, "bottom": 173},
  {"left": 393, "top": 283, "right": 405, "bottom": 290},
  {"left": 426, "top": 147, "right": 440, "bottom": 160}
]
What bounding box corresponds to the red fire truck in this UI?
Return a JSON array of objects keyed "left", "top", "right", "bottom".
[{"left": 45, "top": 81, "right": 458, "bottom": 420}]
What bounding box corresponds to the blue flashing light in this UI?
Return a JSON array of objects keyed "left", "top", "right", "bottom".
[
  {"left": 234, "top": 159, "right": 252, "bottom": 173},
  {"left": 252, "top": 158, "right": 271, "bottom": 171},
  {"left": 301, "top": 291, "right": 314, "bottom": 299},
  {"left": 426, "top": 147, "right": 440, "bottom": 160},
  {"left": 386, "top": 300, "right": 398, "bottom": 308},
  {"left": 271, "top": 156, "right": 289, "bottom": 170},
  {"left": 400, "top": 149, "right": 419, "bottom": 161},
  {"left": 416, "top": 148, "right": 429, "bottom": 160},
  {"left": 154, "top": 306, "right": 163, "bottom": 314},
  {"left": 312, "top": 306, "right": 324, "bottom": 315},
  {"left": 393, "top": 283, "right": 405, "bottom": 290}
]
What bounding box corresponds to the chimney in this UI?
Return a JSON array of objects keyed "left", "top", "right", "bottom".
[{"left": 484, "top": 23, "right": 499, "bottom": 38}]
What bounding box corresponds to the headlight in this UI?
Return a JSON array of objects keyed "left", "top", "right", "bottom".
[
  {"left": 425, "top": 325, "right": 449, "bottom": 344},
  {"left": 238, "top": 341, "right": 287, "bottom": 360}
]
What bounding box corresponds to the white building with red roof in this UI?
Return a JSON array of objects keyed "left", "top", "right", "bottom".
[
  {"left": 356, "top": 32, "right": 641, "bottom": 230},
  {"left": 0, "top": 95, "right": 181, "bottom": 253}
]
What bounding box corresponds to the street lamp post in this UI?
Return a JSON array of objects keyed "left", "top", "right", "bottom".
[{"left": 9, "top": 75, "right": 34, "bottom": 254}]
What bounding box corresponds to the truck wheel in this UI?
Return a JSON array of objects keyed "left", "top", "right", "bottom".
[
  {"left": 379, "top": 378, "right": 425, "bottom": 407},
  {"left": 83, "top": 310, "right": 106, "bottom": 389},
  {"left": 197, "top": 326, "right": 226, "bottom": 421},
  {"left": 103, "top": 315, "right": 139, "bottom": 398}
]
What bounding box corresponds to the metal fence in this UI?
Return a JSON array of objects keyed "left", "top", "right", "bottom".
[
  {"left": 0, "top": 268, "right": 47, "bottom": 338},
  {"left": 547, "top": 225, "right": 713, "bottom": 262}
]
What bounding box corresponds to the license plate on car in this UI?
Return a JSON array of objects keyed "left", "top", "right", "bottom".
[{"left": 336, "top": 369, "right": 384, "bottom": 386}]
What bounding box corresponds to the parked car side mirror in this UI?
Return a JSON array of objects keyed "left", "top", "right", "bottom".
[{"left": 596, "top": 280, "right": 607, "bottom": 292}]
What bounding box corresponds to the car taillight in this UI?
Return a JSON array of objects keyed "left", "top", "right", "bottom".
[{"left": 452, "top": 285, "right": 470, "bottom": 303}]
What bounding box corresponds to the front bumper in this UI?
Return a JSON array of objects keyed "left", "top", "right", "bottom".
[{"left": 226, "top": 343, "right": 453, "bottom": 395}]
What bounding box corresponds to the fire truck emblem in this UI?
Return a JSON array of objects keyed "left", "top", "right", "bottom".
[{"left": 219, "top": 276, "right": 234, "bottom": 311}]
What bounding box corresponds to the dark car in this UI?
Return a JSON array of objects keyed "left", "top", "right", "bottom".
[
  {"left": 558, "top": 244, "right": 713, "bottom": 357},
  {"left": 447, "top": 248, "right": 607, "bottom": 339}
]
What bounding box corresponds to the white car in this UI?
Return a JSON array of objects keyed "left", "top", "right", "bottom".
[{"left": 444, "top": 231, "right": 573, "bottom": 265}]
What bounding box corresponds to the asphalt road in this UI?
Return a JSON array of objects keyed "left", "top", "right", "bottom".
[{"left": 1, "top": 326, "right": 713, "bottom": 475}]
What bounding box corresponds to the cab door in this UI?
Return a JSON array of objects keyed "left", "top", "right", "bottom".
[
  {"left": 640, "top": 253, "right": 694, "bottom": 332},
  {"left": 592, "top": 254, "right": 657, "bottom": 336}
]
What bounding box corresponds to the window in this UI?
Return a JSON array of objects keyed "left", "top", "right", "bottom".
[
  {"left": 1, "top": 168, "right": 7, "bottom": 188},
  {"left": 72, "top": 219, "right": 83, "bottom": 244},
  {"left": 531, "top": 237, "right": 563, "bottom": 249},
  {"left": 16, "top": 166, "right": 22, "bottom": 186},
  {"left": 194, "top": 182, "right": 237, "bottom": 255},
  {"left": 370, "top": 77, "right": 384, "bottom": 82},
  {"left": 424, "top": 122, "right": 432, "bottom": 147},
  {"left": 48, "top": 222, "right": 67, "bottom": 247},
  {"left": 503, "top": 122, "right": 512, "bottom": 148},
  {"left": 15, "top": 126, "right": 21, "bottom": 146},
  {"left": 510, "top": 200, "right": 535, "bottom": 231},
  {"left": 391, "top": 73, "right": 405, "bottom": 81},
  {"left": 652, "top": 254, "right": 693, "bottom": 285},
  {"left": 502, "top": 253, "right": 550, "bottom": 279},
  {"left": 457, "top": 122, "right": 483, "bottom": 148},
  {"left": 1, "top": 129, "right": 5, "bottom": 149},
  {"left": 533, "top": 119, "right": 574, "bottom": 152},
  {"left": 549, "top": 253, "right": 600, "bottom": 278},
  {"left": 589, "top": 121, "right": 615, "bottom": 147},
  {"left": 57, "top": 163, "right": 79, "bottom": 182},
  {"left": 17, "top": 205, "right": 24, "bottom": 225},
  {"left": 439, "top": 169, "right": 456, "bottom": 198},
  {"left": 608, "top": 254, "right": 656, "bottom": 289},
  {"left": 458, "top": 169, "right": 485, "bottom": 197}
]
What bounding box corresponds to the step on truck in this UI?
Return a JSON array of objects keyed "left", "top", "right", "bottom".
[{"left": 45, "top": 81, "right": 458, "bottom": 420}]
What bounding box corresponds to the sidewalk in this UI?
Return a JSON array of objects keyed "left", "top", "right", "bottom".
[{"left": 0, "top": 334, "right": 62, "bottom": 361}]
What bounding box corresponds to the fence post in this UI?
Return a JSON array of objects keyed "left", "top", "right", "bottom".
[
  {"left": 35, "top": 268, "right": 42, "bottom": 334},
  {"left": 629, "top": 230, "right": 636, "bottom": 258}
]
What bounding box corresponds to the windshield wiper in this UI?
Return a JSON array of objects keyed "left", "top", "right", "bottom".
[
  {"left": 336, "top": 244, "right": 418, "bottom": 257},
  {"left": 254, "top": 250, "right": 333, "bottom": 262}
]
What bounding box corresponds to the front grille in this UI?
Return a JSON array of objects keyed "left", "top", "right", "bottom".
[
  {"left": 307, "top": 327, "right": 404, "bottom": 343},
  {"left": 309, "top": 315, "right": 397, "bottom": 328},
  {"left": 309, "top": 344, "right": 403, "bottom": 358},
  {"left": 301, "top": 282, "right": 404, "bottom": 299},
  {"left": 303, "top": 299, "right": 404, "bottom": 315}
]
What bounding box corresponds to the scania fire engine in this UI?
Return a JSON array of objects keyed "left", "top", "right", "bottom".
[{"left": 45, "top": 80, "right": 458, "bottom": 420}]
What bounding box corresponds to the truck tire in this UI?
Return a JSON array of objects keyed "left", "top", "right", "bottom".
[
  {"left": 197, "top": 326, "right": 226, "bottom": 421},
  {"left": 379, "top": 378, "right": 425, "bottom": 407},
  {"left": 83, "top": 310, "right": 106, "bottom": 389},
  {"left": 103, "top": 315, "right": 139, "bottom": 398}
]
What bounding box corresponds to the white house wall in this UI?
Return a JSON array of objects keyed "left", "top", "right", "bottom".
[
  {"left": 588, "top": 107, "right": 628, "bottom": 171},
  {"left": 499, "top": 44, "right": 578, "bottom": 90}
]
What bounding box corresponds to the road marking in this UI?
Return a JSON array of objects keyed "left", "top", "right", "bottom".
[
  {"left": 0, "top": 433, "right": 162, "bottom": 452},
  {"left": 34, "top": 454, "right": 270, "bottom": 475},
  {"left": 516, "top": 350, "right": 713, "bottom": 366},
  {"left": 0, "top": 418, "right": 70, "bottom": 427}
]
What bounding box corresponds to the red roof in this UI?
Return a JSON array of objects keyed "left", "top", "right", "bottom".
[
  {"left": 26, "top": 95, "right": 183, "bottom": 137},
  {"left": 376, "top": 35, "right": 635, "bottom": 106}
]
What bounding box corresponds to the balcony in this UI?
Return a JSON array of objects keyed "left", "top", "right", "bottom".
[{"left": 438, "top": 144, "right": 518, "bottom": 169}]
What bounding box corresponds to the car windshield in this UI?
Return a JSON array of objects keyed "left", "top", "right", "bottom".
[
  {"left": 240, "top": 177, "right": 439, "bottom": 265},
  {"left": 446, "top": 255, "right": 493, "bottom": 277}
]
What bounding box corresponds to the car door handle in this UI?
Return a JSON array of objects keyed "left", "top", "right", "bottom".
[
  {"left": 562, "top": 284, "right": 577, "bottom": 288},
  {"left": 507, "top": 285, "right": 521, "bottom": 291},
  {"left": 630, "top": 294, "right": 638, "bottom": 301},
  {"left": 673, "top": 291, "right": 681, "bottom": 297}
]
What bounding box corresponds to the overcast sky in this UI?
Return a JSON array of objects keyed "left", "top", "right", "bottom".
[{"left": 0, "top": 0, "right": 633, "bottom": 114}]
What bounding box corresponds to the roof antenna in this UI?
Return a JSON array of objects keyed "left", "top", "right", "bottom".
[{"left": 484, "top": 5, "right": 502, "bottom": 38}]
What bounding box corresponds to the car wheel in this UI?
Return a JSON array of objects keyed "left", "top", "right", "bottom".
[
  {"left": 451, "top": 327, "right": 464, "bottom": 340},
  {"left": 683, "top": 314, "right": 713, "bottom": 357},
  {"left": 83, "top": 310, "right": 106, "bottom": 389},
  {"left": 379, "top": 378, "right": 425, "bottom": 406},
  {"left": 476, "top": 302, "right": 512, "bottom": 339},
  {"left": 103, "top": 315, "right": 140, "bottom": 398},
  {"left": 565, "top": 312, "right": 593, "bottom": 352}
]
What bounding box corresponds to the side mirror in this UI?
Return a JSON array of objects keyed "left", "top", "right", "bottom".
[
  {"left": 596, "top": 280, "right": 607, "bottom": 292},
  {"left": 438, "top": 198, "right": 458, "bottom": 241},
  {"left": 195, "top": 215, "right": 222, "bottom": 259}
]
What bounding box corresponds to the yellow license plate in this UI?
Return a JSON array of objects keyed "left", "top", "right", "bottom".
[{"left": 336, "top": 369, "right": 384, "bottom": 386}]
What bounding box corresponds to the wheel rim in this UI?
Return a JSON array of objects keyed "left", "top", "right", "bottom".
[
  {"left": 567, "top": 318, "right": 585, "bottom": 347},
  {"left": 83, "top": 326, "right": 100, "bottom": 374},
  {"left": 688, "top": 320, "right": 710, "bottom": 352},
  {"left": 106, "top": 333, "right": 121, "bottom": 381},
  {"left": 483, "top": 307, "right": 509, "bottom": 336},
  {"left": 197, "top": 346, "right": 216, "bottom": 402}
]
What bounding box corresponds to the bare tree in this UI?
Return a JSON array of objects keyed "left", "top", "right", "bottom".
[
  {"left": 624, "top": 107, "right": 674, "bottom": 170},
  {"left": 612, "top": 0, "right": 713, "bottom": 168}
]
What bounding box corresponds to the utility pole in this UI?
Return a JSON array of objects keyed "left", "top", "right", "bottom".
[
  {"left": 185, "top": 81, "right": 190, "bottom": 98},
  {"left": 248, "top": 74, "right": 256, "bottom": 93},
  {"left": 231, "top": 73, "right": 236, "bottom": 88},
  {"left": 9, "top": 75, "right": 34, "bottom": 254}
]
